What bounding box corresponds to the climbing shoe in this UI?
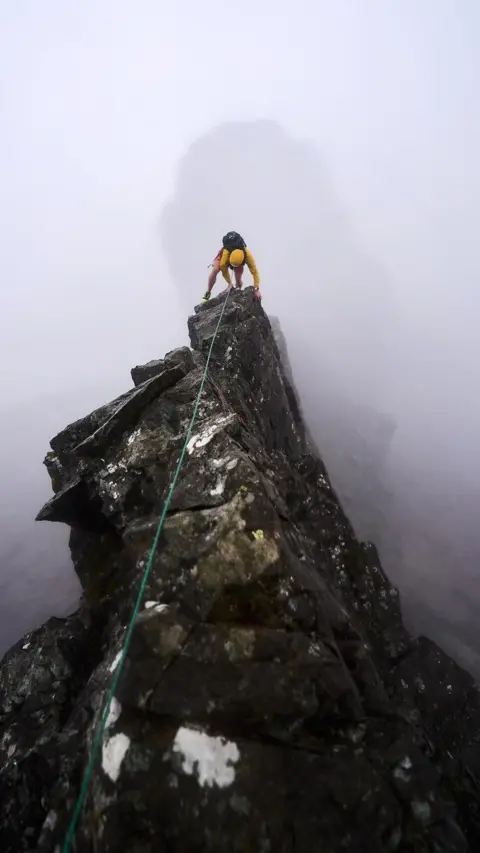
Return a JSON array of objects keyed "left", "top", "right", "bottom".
[{"left": 201, "top": 291, "right": 211, "bottom": 304}]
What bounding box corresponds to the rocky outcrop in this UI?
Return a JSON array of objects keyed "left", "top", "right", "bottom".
[
  {"left": 130, "top": 348, "right": 196, "bottom": 388},
  {"left": 1, "top": 288, "right": 480, "bottom": 852}
]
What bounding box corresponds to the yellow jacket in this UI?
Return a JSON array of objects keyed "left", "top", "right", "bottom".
[{"left": 219, "top": 248, "right": 260, "bottom": 289}]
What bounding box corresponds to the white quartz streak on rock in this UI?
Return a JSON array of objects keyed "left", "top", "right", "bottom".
[{"left": 173, "top": 726, "right": 240, "bottom": 788}]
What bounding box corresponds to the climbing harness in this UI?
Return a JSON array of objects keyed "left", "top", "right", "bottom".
[{"left": 62, "top": 289, "right": 232, "bottom": 853}]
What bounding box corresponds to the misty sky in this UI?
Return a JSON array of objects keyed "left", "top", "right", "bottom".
[{"left": 1, "top": 2, "right": 480, "bottom": 656}]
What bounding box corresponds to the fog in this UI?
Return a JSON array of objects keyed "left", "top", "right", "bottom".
[{"left": 1, "top": 2, "right": 480, "bottom": 672}]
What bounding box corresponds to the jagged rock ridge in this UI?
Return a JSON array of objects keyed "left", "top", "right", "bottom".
[{"left": 1, "top": 288, "right": 480, "bottom": 852}]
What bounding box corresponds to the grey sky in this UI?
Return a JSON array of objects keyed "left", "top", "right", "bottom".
[
  {"left": 1, "top": 2, "right": 479, "bottom": 432},
  {"left": 1, "top": 2, "right": 480, "bottom": 662}
]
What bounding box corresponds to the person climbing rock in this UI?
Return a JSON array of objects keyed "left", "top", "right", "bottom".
[{"left": 201, "top": 231, "right": 261, "bottom": 303}]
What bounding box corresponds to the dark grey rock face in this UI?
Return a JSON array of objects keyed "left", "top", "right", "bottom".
[
  {"left": 130, "top": 358, "right": 166, "bottom": 386},
  {"left": 130, "top": 349, "right": 195, "bottom": 388},
  {"left": 1, "top": 288, "right": 480, "bottom": 852}
]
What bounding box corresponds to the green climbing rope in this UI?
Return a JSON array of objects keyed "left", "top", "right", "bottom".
[{"left": 62, "top": 289, "right": 232, "bottom": 852}]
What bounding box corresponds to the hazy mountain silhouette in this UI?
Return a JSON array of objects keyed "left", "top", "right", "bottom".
[{"left": 161, "top": 119, "right": 397, "bottom": 542}]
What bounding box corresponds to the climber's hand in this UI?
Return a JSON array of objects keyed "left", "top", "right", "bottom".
[{"left": 254, "top": 288, "right": 262, "bottom": 301}]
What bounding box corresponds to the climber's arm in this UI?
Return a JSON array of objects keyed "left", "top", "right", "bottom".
[
  {"left": 245, "top": 249, "right": 260, "bottom": 289},
  {"left": 219, "top": 249, "right": 232, "bottom": 284}
]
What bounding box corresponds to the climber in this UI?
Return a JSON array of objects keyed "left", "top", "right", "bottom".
[{"left": 201, "top": 231, "right": 261, "bottom": 303}]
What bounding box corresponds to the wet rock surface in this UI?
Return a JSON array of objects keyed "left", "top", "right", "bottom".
[{"left": 1, "top": 288, "right": 480, "bottom": 851}]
